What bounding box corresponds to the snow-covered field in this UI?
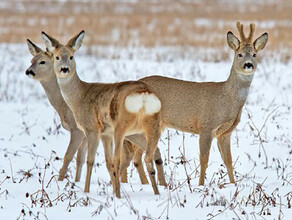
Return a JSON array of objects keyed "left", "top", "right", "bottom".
[{"left": 0, "top": 44, "right": 291, "bottom": 219}]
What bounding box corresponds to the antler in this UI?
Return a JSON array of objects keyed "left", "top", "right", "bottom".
[
  {"left": 246, "top": 23, "right": 255, "bottom": 43},
  {"left": 236, "top": 21, "right": 255, "bottom": 44},
  {"left": 236, "top": 21, "right": 246, "bottom": 42}
]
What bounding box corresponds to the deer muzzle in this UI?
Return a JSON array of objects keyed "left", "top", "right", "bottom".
[
  {"left": 60, "top": 67, "right": 70, "bottom": 74},
  {"left": 243, "top": 62, "right": 254, "bottom": 72},
  {"left": 25, "top": 69, "right": 35, "bottom": 78}
]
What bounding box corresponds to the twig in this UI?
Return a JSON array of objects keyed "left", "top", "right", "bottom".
[
  {"left": 167, "top": 129, "right": 170, "bottom": 164},
  {"left": 19, "top": 203, "right": 49, "bottom": 220},
  {"left": 121, "top": 186, "right": 140, "bottom": 218},
  {"left": 246, "top": 107, "right": 278, "bottom": 168},
  {"left": 278, "top": 196, "right": 283, "bottom": 220},
  {"left": 181, "top": 133, "right": 192, "bottom": 192},
  {"left": 9, "top": 158, "right": 16, "bottom": 183},
  {"left": 0, "top": 176, "right": 11, "bottom": 186}
]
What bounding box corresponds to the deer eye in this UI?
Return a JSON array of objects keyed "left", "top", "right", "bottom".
[
  {"left": 39, "top": 61, "right": 45, "bottom": 65},
  {"left": 56, "top": 56, "right": 60, "bottom": 60},
  {"left": 253, "top": 54, "right": 256, "bottom": 57},
  {"left": 70, "top": 56, "right": 74, "bottom": 60},
  {"left": 238, "top": 54, "right": 243, "bottom": 57}
]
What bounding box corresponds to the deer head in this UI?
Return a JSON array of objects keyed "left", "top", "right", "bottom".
[
  {"left": 227, "top": 21, "right": 268, "bottom": 76},
  {"left": 26, "top": 39, "right": 54, "bottom": 81},
  {"left": 41, "top": 30, "right": 85, "bottom": 79}
]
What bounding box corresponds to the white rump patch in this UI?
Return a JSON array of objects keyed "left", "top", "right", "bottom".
[
  {"left": 143, "top": 93, "right": 161, "bottom": 114},
  {"left": 125, "top": 94, "right": 143, "bottom": 113},
  {"left": 125, "top": 93, "right": 161, "bottom": 114}
]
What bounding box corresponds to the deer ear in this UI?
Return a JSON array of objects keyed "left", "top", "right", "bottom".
[
  {"left": 227, "top": 31, "right": 240, "bottom": 51},
  {"left": 253, "top": 33, "right": 268, "bottom": 51},
  {"left": 66, "top": 30, "right": 85, "bottom": 51},
  {"left": 27, "top": 39, "right": 43, "bottom": 56},
  {"left": 41, "top": 31, "right": 59, "bottom": 52},
  {"left": 45, "top": 50, "right": 54, "bottom": 59}
]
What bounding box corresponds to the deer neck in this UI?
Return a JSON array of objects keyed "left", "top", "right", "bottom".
[
  {"left": 56, "top": 71, "right": 85, "bottom": 111},
  {"left": 224, "top": 65, "right": 253, "bottom": 104},
  {"left": 40, "top": 72, "right": 67, "bottom": 116}
]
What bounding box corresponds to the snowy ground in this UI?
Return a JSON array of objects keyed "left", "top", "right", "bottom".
[{"left": 0, "top": 44, "right": 291, "bottom": 219}]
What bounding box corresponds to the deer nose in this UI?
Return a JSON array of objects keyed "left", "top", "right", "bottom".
[
  {"left": 25, "top": 69, "right": 35, "bottom": 76},
  {"left": 60, "top": 67, "right": 69, "bottom": 73},
  {"left": 243, "top": 62, "right": 254, "bottom": 69}
]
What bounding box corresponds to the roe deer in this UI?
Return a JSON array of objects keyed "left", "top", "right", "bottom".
[
  {"left": 41, "top": 30, "right": 163, "bottom": 198},
  {"left": 26, "top": 40, "right": 87, "bottom": 182},
  {"left": 129, "top": 21, "right": 268, "bottom": 185},
  {"left": 25, "top": 40, "right": 159, "bottom": 186}
]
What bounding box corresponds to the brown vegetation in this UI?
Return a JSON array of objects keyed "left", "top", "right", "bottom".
[{"left": 1, "top": 0, "right": 292, "bottom": 59}]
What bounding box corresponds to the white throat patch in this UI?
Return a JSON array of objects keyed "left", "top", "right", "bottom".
[
  {"left": 238, "top": 72, "right": 254, "bottom": 82},
  {"left": 239, "top": 87, "right": 249, "bottom": 100}
]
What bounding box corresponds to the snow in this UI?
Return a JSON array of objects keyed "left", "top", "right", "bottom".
[{"left": 0, "top": 44, "right": 292, "bottom": 219}]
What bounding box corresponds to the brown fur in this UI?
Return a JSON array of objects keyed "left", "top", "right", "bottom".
[
  {"left": 131, "top": 22, "right": 268, "bottom": 186},
  {"left": 26, "top": 40, "right": 166, "bottom": 188},
  {"left": 120, "top": 142, "right": 148, "bottom": 184},
  {"left": 42, "top": 30, "right": 164, "bottom": 198},
  {"left": 26, "top": 40, "right": 86, "bottom": 182}
]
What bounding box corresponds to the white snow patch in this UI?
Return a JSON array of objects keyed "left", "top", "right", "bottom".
[{"left": 0, "top": 43, "right": 292, "bottom": 220}]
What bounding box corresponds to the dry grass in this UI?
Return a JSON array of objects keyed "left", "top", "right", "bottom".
[{"left": 1, "top": 0, "right": 292, "bottom": 59}]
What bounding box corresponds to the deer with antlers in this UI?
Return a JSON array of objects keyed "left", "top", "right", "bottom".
[
  {"left": 126, "top": 22, "right": 268, "bottom": 186},
  {"left": 41, "top": 30, "right": 165, "bottom": 198}
]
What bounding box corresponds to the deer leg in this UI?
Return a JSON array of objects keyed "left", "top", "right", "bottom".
[
  {"left": 84, "top": 131, "right": 100, "bottom": 193},
  {"left": 101, "top": 136, "right": 115, "bottom": 187},
  {"left": 144, "top": 146, "right": 159, "bottom": 195},
  {"left": 59, "top": 129, "right": 84, "bottom": 181},
  {"left": 144, "top": 114, "right": 161, "bottom": 195},
  {"left": 217, "top": 133, "right": 235, "bottom": 183},
  {"left": 113, "top": 131, "right": 125, "bottom": 198},
  {"left": 199, "top": 132, "right": 212, "bottom": 186},
  {"left": 133, "top": 146, "right": 148, "bottom": 184},
  {"left": 120, "top": 141, "right": 132, "bottom": 183},
  {"left": 124, "top": 135, "right": 149, "bottom": 184},
  {"left": 75, "top": 137, "right": 87, "bottom": 182},
  {"left": 153, "top": 148, "right": 167, "bottom": 186},
  {"left": 125, "top": 133, "right": 165, "bottom": 186}
]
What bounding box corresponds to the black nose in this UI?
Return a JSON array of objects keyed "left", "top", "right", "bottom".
[
  {"left": 244, "top": 62, "right": 254, "bottom": 69},
  {"left": 25, "top": 70, "right": 35, "bottom": 76},
  {"left": 60, "top": 67, "right": 69, "bottom": 73}
]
